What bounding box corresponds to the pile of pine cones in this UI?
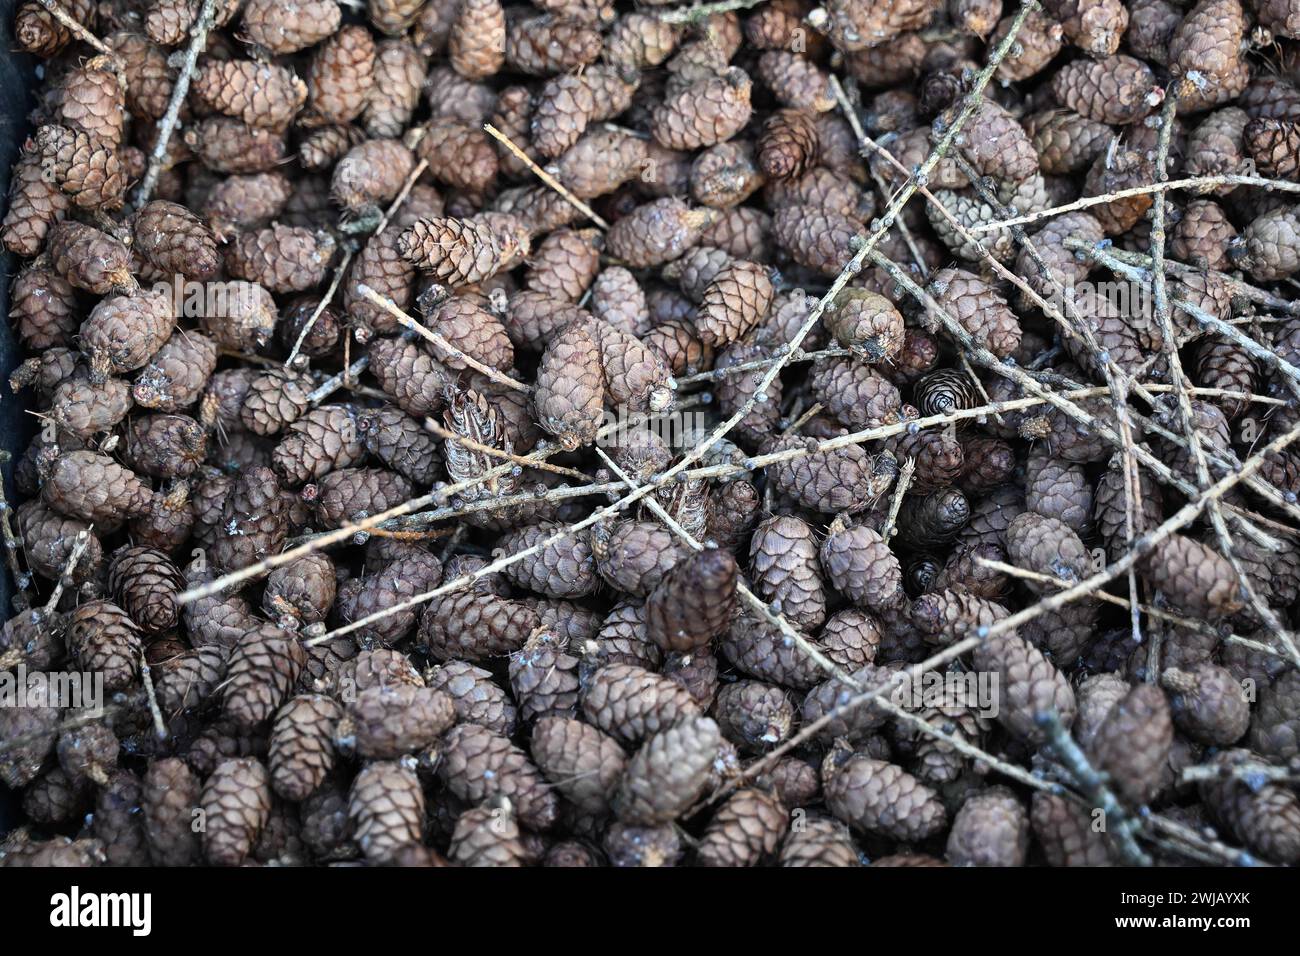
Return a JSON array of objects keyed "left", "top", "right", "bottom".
[{"left": 3, "top": 0, "right": 1300, "bottom": 868}]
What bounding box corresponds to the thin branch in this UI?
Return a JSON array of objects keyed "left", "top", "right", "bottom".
[
  {"left": 132, "top": 0, "right": 219, "bottom": 210},
  {"left": 878, "top": 456, "right": 914, "bottom": 543},
  {"left": 483, "top": 123, "right": 610, "bottom": 229},
  {"left": 423, "top": 416, "right": 593, "bottom": 482},
  {"left": 0, "top": 453, "right": 33, "bottom": 611},
  {"left": 656, "top": 0, "right": 766, "bottom": 23},
  {"left": 34, "top": 0, "right": 120, "bottom": 59},
  {"left": 39, "top": 526, "right": 91, "bottom": 618}
]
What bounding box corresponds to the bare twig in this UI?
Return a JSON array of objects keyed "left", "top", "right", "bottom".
[
  {"left": 138, "top": 655, "right": 168, "bottom": 742},
  {"left": 483, "top": 123, "right": 610, "bottom": 229},
  {"left": 34, "top": 0, "right": 119, "bottom": 59},
  {"left": 39, "top": 527, "right": 91, "bottom": 618},
  {"left": 423, "top": 416, "right": 593, "bottom": 482},
  {"left": 656, "top": 0, "right": 766, "bottom": 23},
  {"left": 0, "top": 453, "right": 33, "bottom": 612},
  {"left": 132, "top": 0, "right": 219, "bottom": 209},
  {"left": 878, "top": 456, "right": 915, "bottom": 543}
]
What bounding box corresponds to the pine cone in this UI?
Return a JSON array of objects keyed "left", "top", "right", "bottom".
[
  {"left": 823, "top": 753, "right": 947, "bottom": 841},
  {"left": 201, "top": 758, "right": 272, "bottom": 866},
  {"left": 613, "top": 716, "right": 721, "bottom": 824},
  {"left": 269, "top": 695, "right": 343, "bottom": 801},
  {"left": 223, "top": 624, "right": 308, "bottom": 730},
  {"left": 349, "top": 760, "right": 425, "bottom": 863}
]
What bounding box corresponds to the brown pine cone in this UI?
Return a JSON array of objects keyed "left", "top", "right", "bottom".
[
  {"left": 1030, "top": 790, "right": 1114, "bottom": 866},
  {"left": 54, "top": 723, "right": 118, "bottom": 789},
  {"left": 131, "top": 331, "right": 217, "bottom": 413},
  {"left": 824, "top": 752, "right": 947, "bottom": 842},
  {"left": 750, "top": 515, "right": 827, "bottom": 632},
  {"left": 349, "top": 760, "right": 425, "bottom": 863},
  {"left": 33, "top": 124, "right": 124, "bottom": 210},
  {"left": 1004, "top": 512, "right": 1089, "bottom": 592},
  {"left": 1143, "top": 535, "right": 1243, "bottom": 619},
  {"left": 1026, "top": 109, "right": 1113, "bottom": 175},
  {"left": 54, "top": 55, "right": 126, "bottom": 147},
  {"left": 80, "top": 289, "right": 175, "bottom": 382},
  {"left": 973, "top": 631, "right": 1076, "bottom": 744},
  {"left": 448, "top": 0, "right": 506, "bottom": 79},
  {"left": 339, "top": 684, "right": 455, "bottom": 759},
  {"left": 927, "top": 268, "right": 1022, "bottom": 358},
  {"left": 449, "top": 802, "right": 529, "bottom": 867},
  {"left": 264, "top": 553, "right": 337, "bottom": 629},
  {"left": 1160, "top": 664, "right": 1250, "bottom": 746},
  {"left": 47, "top": 221, "right": 131, "bottom": 295},
  {"left": 526, "top": 229, "right": 603, "bottom": 303},
  {"left": 438, "top": 722, "right": 558, "bottom": 829},
  {"left": 399, "top": 215, "right": 529, "bottom": 286},
  {"left": 48, "top": 376, "right": 131, "bottom": 440},
  {"left": 241, "top": 0, "right": 341, "bottom": 52},
  {"left": 332, "top": 138, "right": 416, "bottom": 211},
  {"left": 362, "top": 38, "right": 425, "bottom": 138},
  {"left": 945, "top": 786, "right": 1029, "bottom": 867},
  {"left": 153, "top": 644, "right": 230, "bottom": 713},
  {"left": 716, "top": 680, "right": 795, "bottom": 753},
  {"left": 690, "top": 140, "right": 763, "bottom": 209},
  {"left": 530, "top": 715, "right": 627, "bottom": 817},
  {"left": 1051, "top": 54, "right": 1159, "bottom": 125},
  {"left": 200, "top": 758, "right": 271, "bottom": 866},
  {"left": 507, "top": 628, "right": 581, "bottom": 723},
  {"left": 765, "top": 435, "right": 898, "bottom": 513},
  {"left": 1199, "top": 748, "right": 1300, "bottom": 864},
  {"left": 652, "top": 67, "right": 753, "bottom": 151},
  {"left": 8, "top": 265, "right": 77, "bottom": 351},
  {"left": 495, "top": 521, "right": 597, "bottom": 599},
  {"left": 132, "top": 200, "right": 221, "bottom": 279},
  {"left": 223, "top": 624, "right": 308, "bottom": 730},
  {"left": 424, "top": 295, "right": 515, "bottom": 372},
  {"left": 607, "top": 198, "right": 713, "bottom": 268},
  {"left": 41, "top": 450, "right": 154, "bottom": 524},
  {"left": 15, "top": 500, "right": 102, "bottom": 587},
  {"left": 613, "top": 716, "right": 720, "bottom": 824},
  {"left": 529, "top": 72, "right": 598, "bottom": 159},
  {"left": 311, "top": 467, "right": 412, "bottom": 528},
  {"left": 15, "top": 0, "right": 97, "bottom": 56},
  {"left": 719, "top": 611, "right": 825, "bottom": 690},
  {"left": 825, "top": 289, "right": 904, "bottom": 363},
  {"left": 533, "top": 319, "right": 605, "bottom": 449},
  {"left": 693, "top": 259, "right": 774, "bottom": 348},
  {"left": 418, "top": 589, "right": 539, "bottom": 661},
  {"left": 268, "top": 695, "right": 342, "bottom": 802},
  {"left": 227, "top": 224, "right": 334, "bottom": 294},
  {"left": 554, "top": 128, "right": 648, "bottom": 200},
  {"left": 185, "top": 117, "right": 288, "bottom": 174},
  {"left": 1, "top": 148, "right": 69, "bottom": 256},
  {"left": 591, "top": 520, "right": 688, "bottom": 596},
  {"left": 271, "top": 405, "right": 366, "bottom": 487},
  {"left": 945, "top": 97, "right": 1038, "bottom": 182},
  {"left": 758, "top": 108, "right": 820, "bottom": 182},
  {"left": 605, "top": 12, "right": 680, "bottom": 69},
  {"left": 1244, "top": 118, "right": 1300, "bottom": 182},
  {"left": 305, "top": 25, "right": 376, "bottom": 126},
  {"left": 107, "top": 547, "right": 183, "bottom": 634},
  {"left": 1087, "top": 683, "right": 1173, "bottom": 806},
  {"left": 639, "top": 547, "right": 736, "bottom": 653},
  {"left": 417, "top": 119, "right": 499, "bottom": 196},
  {"left": 141, "top": 758, "right": 201, "bottom": 866},
  {"left": 505, "top": 13, "right": 601, "bottom": 74},
  {"left": 193, "top": 60, "right": 307, "bottom": 130},
  {"left": 1250, "top": 669, "right": 1300, "bottom": 760},
  {"left": 771, "top": 204, "right": 864, "bottom": 276},
  {"left": 344, "top": 234, "right": 416, "bottom": 340},
  {"left": 778, "top": 815, "right": 861, "bottom": 867},
  {"left": 806, "top": 0, "right": 935, "bottom": 52},
  {"left": 581, "top": 662, "right": 701, "bottom": 745},
  {"left": 820, "top": 516, "right": 902, "bottom": 609},
  {"left": 208, "top": 466, "right": 288, "bottom": 572},
  {"left": 810, "top": 357, "right": 901, "bottom": 428},
  {"left": 426, "top": 660, "right": 518, "bottom": 736}
]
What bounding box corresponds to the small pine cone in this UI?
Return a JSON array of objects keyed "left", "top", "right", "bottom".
[
  {"left": 438, "top": 723, "right": 558, "bottom": 829},
  {"left": 1244, "top": 118, "right": 1300, "bottom": 182},
  {"left": 613, "top": 716, "right": 720, "bottom": 825},
  {"left": 1172, "top": 199, "right": 1237, "bottom": 270},
  {"left": 643, "top": 318, "right": 713, "bottom": 377},
  {"left": 268, "top": 695, "right": 342, "bottom": 802},
  {"left": 766, "top": 166, "right": 874, "bottom": 225},
  {"left": 141, "top": 759, "right": 200, "bottom": 866},
  {"left": 238, "top": 368, "right": 312, "bottom": 438},
  {"left": 186, "top": 117, "right": 288, "bottom": 174},
  {"left": 1143, "top": 535, "right": 1243, "bottom": 619},
  {"left": 263, "top": 553, "right": 337, "bottom": 629},
  {"left": 152, "top": 643, "right": 230, "bottom": 713},
  {"left": 199, "top": 758, "right": 272, "bottom": 866},
  {"left": 945, "top": 97, "right": 1038, "bottom": 182},
  {"left": 553, "top": 128, "right": 647, "bottom": 200},
  {"left": 502, "top": 291, "right": 591, "bottom": 351},
  {"left": 694, "top": 788, "right": 786, "bottom": 867},
  {"left": 1169, "top": 0, "right": 1245, "bottom": 87},
  {"left": 1087, "top": 683, "right": 1172, "bottom": 807},
  {"left": 809, "top": 358, "right": 902, "bottom": 429},
  {"left": 349, "top": 760, "right": 425, "bottom": 863},
  {"left": 361, "top": 39, "right": 425, "bottom": 138},
  {"left": 495, "top": 521, "right": 598, "bottom": 600},
  {"left": 1051, "top": 55, "right": 1159, "bottom": 125},
  {"left": 758, "top": 108, "right": 820, "bottom": 182},
  {"left": 15, "top": 0, "right": 96, "bottom": 56},
  {"left": 1235, "top": 204, "right": 1300, "bottom": 282},
  {"left": 644, "top": 548, "right": 737, "bottom": 652},
  {"left": 48, "top": 376, "right": 131, "bottom": 440},
  {"left": 525, "top": 230, "right": 602, "bottom": 304},
  {"left": 694, "top": 259, "right": 775, "bottom": 348},
  {"left": 9, "top": 265, "right": 78, "bottom": 352},
  {"left": 824, "top": 753, "right": 946, "bottom": 842},
  {"left": 332, "top": 139, "right": 415, "bottom": 212},
  {"left": 945, "top": 786, "right": 1029, "bottom": 867},
  {"left": 704, "top": 479, "right": 760, "bottom": 552},
  {"left": 592, "top": 520, "right": 689, "bottom": 596},
  {"left": 766, "top": 435, "right": 898, "bottom": 514},
  {"left": 581, "top": 663, "right": 701, "bottom": 745},
  {"left": 223, "top": 625, "right": 308, "bottom": 730},
  {"left": 911, "top": 587, "right": 1007, "bottom": 646},
  {"left": 916, "top": 369, "right": 980, "bottom": 422},
  {"left": 690, "top": 140, "right": 763, "bottom": 210},
  {"left": 108, "top": 547, "right": 183, "bottom": 634},
  {"left": 423, "top": 295, "right": 515, "bottom": 372},
  {"left": 418, "top": 590, "right": 539, "bottom": 661},
  {"left": 207, "top": 466, "right": 288, "bottom": 572},
  {"left": 1083, "top": 148, "right": 1155, "bottom": 235},
  {"left": 973, "top": 631, "right": 1075, "bottom": 745},
  {"left": 890, "top": 423, "right": 965, "bottom": 494},
  {"left": 508, "top": 628, "right": 581, "bottom": 723},
  {"left": 417, "top": 120, "right": 499, "bottom": 196},
  {"left": 1195, "top": 335, "right": 1256, "bottom": 420},
  {"left": 820, "top": 516, "right": 902, "bottom": 609},
  {"left": 1023, "top": 455, "right": 1091, "bottom": 533},
  {"left": 716, "top": 681, "right": 795, "bottom": 753},
  {"left": 193, "top": 60, "right": 307, "bottom": 130},
  {"left": 15, "top": 500, "right": 102, "bottom": 587},
  {"left": 199, "top": 282, "right": 279, "bottom": 353},
  {"left": 1026, "top": 109, "right": 1113, "bottom": 175},
  {"left": 506, "top": 14, "right": 602, "bottom": 74},
  {"left": 33, "top": 124, "right": 125, "bottom": 210},
  {"left": 55, "top": 723, "right": 118, "bottom": 789},
  {"left": 927, "top": 268, "right": 1022, "bottom": 358},
  {"left": 719, "top": 611, "right": 825, "bottom": 690},
  {"left": 47, "top": 221, "right": 131, "bottom": 295},
  {"left": 531, "top": 73, "right": 598, "bottom": 160},
  {"left": 339, "top": 685, "right": 455, "bottom": 759},
  {"left": 80, "top": 289, "right": 175, "bottom": 382},
  {"left": 533, "top": 320, "right": 606, "bottom": 449},
  {"left": 1158, "top": 664, "right": 1247, "bottom": 747},
  {"left": 426, "top": 660, "right": 518, "bottom": 735},
  {"left": 344, "top": 233, "right": 416, "bottom": 340},
  {"left": 806, "top": 0, "right": 936, "bottom": 52},
  {"left": 1, "top": 149, "right": 69, "bottom": 257},
  {"left": 201, "top": 172, "right": 293, "bottom": 242},
  {"left": 700, "top": 205, "right": 771, "bottom": 260},
  {"left": 125, "top": 413, "right": 207, "bottom": 480},
  {"left": 1045, "top": 0, "right": 1128, "bottom": 55},
  {"left": 991, "top": 12, "right": 1062, "bottom": 81},
  {"left": 399, "top": 215, "right": 529, "bottom": 286},
  {"left": 664, "top": 245, "right": 733, "bottom": 303},
  {"left": 895, "top": 488, "right": 971, "bottom": 552},
  {"left": 41, "top": 450, "right": 154, "bottom": 524},
  {"left": 779, "top": 815, "right": 861, "bottom": 867},
  {"left": 242, "top": 0, "right": 341, "bottom": 52},
  {"left": 607, "top": 198, "right": 713, "bottom": 269},
  {"left": 54, "top": 55, "right": 126, "bottom": 148},
  {"left": 756, "top": 50, "right": 834, "bottom": 113},
  {"left": 652, "top": 67, "right": 753, "bottom": 151},
  {"left": 448, "top": 0, "right": 506, "bottom": 79},
  {"left": 312, "top": 467, "right": 412, "bottom": 528},
  {"left": 605, "top": 12, "right": 679, "bottom": 69},
  {"left": 279, "top": 296, "right": 343, "bottom": 360},
  {"left": 297, "top": 124, "right": 366, "bottom": 171},
  {"left": 355, "top": 406, "right": 439, "bottom": 485},
  {"left": 1198, "top": 749, "right": 1300, "bottom": 864},
  {"left": 227, "top": 224, "right": 334, "bottom": 294},
  {"left": 1005, "top": 512, "right": 1089, "bottom": 592},
  {"left": 530, "top": 715, "right": 627, "bottom": 817},
  {"left": 448, "top": 802, "right": 529, "bottom": 866},
  {"left": 1249, "top": 669, "right": 1300, "bottom": 760},
  {"left": 824, "top": 289, "right": 904, "bottom": 363},
  {"left": 771, "top": 204, "right": 864, "bottom": 277},
  {"left": 131, "top": 200, "right": 221, "bottom": 279},
  {"left": 271, "top": 405, "right": 366, "bottom": 487},
  {"left": 750, "top": 515, "right": 827, "bottom": 632},
  {"left": 305, "top": 25, "right": 376, "bottom": 126},
  {"left": 1031, "top": 790, "right": 1114, "bottom": 866}
]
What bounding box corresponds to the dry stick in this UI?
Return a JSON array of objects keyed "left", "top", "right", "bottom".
[
  {"left": 974, "top": 556, "right": 1287, "bottom": 661},
  {"left": 1093, "top": 244, "right": 1300, "bottom": 317},
  {"left": 656, "top": 0, "right": 766, "bottom": 23},
  {"left": 138, "top": 655, "right": 168, "bottom": 742},
  {"left": 285, "top": 158, "right": 431, "bottom": 367},
  {"left": 34, "top": 0, "right": 119, "bottom": 59},
  {"left": 483, "top": 123, "right": 609, "bottom": 229},
  {"left": 878, "top": 456, "right": 915, "bottom": 543},
  {"left": 1180, "top": 761, "right": 1300, "bottom": 786},
  {"left": 969, "top": 173, "right": 1300, "bottom": 235},
  {"left": 38, "top": 527, "right": 91, "bottom": 618},
  {"left": 1036, "top": 711, "right": 1152, "bottom": 865},
  {"left": 0, "top": 453, "right": 34, "bottom": 611},
  {"left": 133, "top": 0, "right": 219, "bottom": 209},
  {"left": 358, "top": 285, "right": 531, "bottom": 393},
  {"left": 423, "top": 416, "right": 593, "bottom": 483},
  {"left": 674, "top": 346, "right": 852, "bottom": 386},
  {"left": 308, "top": 354, "right": 372, "bottom": 405}
]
